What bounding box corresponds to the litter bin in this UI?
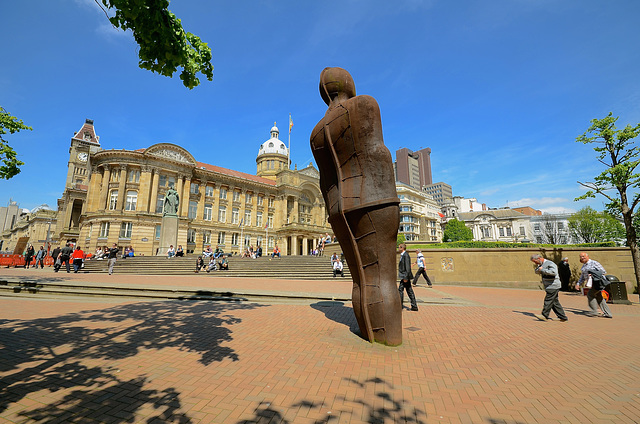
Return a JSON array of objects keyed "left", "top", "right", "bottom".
[{"left": 604, "top": 275, "right": 632, "bottom": 305}]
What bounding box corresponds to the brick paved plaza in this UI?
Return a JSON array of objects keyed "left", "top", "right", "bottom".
[{"left": 1, "top": 269, "right": 639, "bottom": 423}]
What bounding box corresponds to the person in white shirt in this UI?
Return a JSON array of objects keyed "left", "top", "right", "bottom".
[{"left": 412, "top": 249, "right": 432, "bottom": 287}]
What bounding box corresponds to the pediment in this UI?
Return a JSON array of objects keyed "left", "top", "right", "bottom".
[
  {"left": 299, "top": 164, "right": 319, "bottom": 178},
  {"left": 144, "top": 143, "right": 196, "bottom": 165}
]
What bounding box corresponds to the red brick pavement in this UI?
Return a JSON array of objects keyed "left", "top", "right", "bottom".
[{"left": 1, "top": 269, "right": 639, "bottom": 423}]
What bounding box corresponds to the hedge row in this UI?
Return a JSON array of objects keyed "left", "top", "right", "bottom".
[{"left": 411, "top": 241, "right": 617, "bottom": 249}]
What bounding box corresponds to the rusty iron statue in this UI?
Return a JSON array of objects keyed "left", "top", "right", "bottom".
[{"left": 310, "top": 67, "right": 402, "bottom": 345}]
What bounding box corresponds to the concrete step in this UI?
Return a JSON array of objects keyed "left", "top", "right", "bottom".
[
  {"left": 0, "top": 277, "right": 351, "bottom": 302},
  {"left": 81, "top": 255, "right": 352, "bottom": 279}
]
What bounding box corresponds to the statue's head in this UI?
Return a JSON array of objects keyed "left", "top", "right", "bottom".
[{"left": 319, "top": 67, "right": 356, "bottom": 105}]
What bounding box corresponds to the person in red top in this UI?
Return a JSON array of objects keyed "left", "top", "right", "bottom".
[{"left": 72, "top": 246, "right": 84, "bottom": 273}]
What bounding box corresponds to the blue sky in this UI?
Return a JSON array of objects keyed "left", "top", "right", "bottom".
[{"left": 2, "top": 0, "right": 640, "bottom": 214}]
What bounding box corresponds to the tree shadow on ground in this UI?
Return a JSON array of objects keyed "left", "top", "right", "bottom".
[
  {"left": 237, "top": 377, "right": 427, "bottom": 423},
  {"left": 310, "top": 301, "right": 360, "bottom": 335},
  {"left": 0, "top": 300, "right": 264, "bottom": 422}
]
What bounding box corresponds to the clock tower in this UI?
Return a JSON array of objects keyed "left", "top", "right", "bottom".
[{"left": 56, "top": 119, "right": 102, "bottom": 243}]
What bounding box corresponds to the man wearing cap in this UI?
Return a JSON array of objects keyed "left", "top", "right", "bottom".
[{"left": 530, "top": 254, "right": 568, "bottom": 321}]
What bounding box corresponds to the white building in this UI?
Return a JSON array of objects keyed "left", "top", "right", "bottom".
[
  {"left": 453, "top": 196, "right": 487, "bottom": 213},
  {"left": 530, "top": 213, "right": 575, "bottom": 244},
  {"left": 457, "top": 209, "right": 533, "bottom": 242},
  {"left": 396, "top": 183, "right": 442, "bottom": 242}
]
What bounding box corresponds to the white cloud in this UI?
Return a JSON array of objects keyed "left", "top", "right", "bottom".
[
  {"left": 507, "top": 197, "right": 569, "bottom": 207},
  {"left": 539, "top": 206, "right": 577, "bottom": 214}
]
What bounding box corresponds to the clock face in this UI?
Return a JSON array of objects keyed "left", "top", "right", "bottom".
[{"left": 77, "top": 152, "right": 88, "bottom": 162}]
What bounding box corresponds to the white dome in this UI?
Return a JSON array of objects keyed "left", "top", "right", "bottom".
[
  {"left": 258, "top": 139, "right": 288, "bottom": 156},
  {"left": 257, "top": 122, "right": 288, "bottom": 157}
]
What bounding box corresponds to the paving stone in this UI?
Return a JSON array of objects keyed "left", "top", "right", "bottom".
[{"left": 1, "top": 269, "right": 639, "bottom": 423}]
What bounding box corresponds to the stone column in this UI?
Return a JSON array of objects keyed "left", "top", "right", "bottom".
[
  {"left": 138, "top": 166, "right": 153, "bottom": 213},
  {"left": 87, "top": 165, "right": 102, "bottom": 212},
  {"left": 175, "top": 175, "right": 184, "bottom": 216},
  {"left": 99, "top": 166, "right": 111, "bottom": 210},
  {"left": 290, "top": 235, "right": 297, "bottom": 256},
  {"left": 302, "top": 237, "right": 308, "bottom": 255},
  {"left": 196, "top": 180, "right": 206, "bottom": 220},
  {"left": 211, "top": 184, "right": 219, "bottom": 222},
  {"left": 117, "top": 166, "right": 127, "bottom": 211},
  {"left": 293, "top": 197, "right": 299, "bottom": 223},
  {"left": 181, "top": 176, "right": 191, "bottom": 217},
  {"left": 149, "top": 169, "right": 160, "bottom": 214}
]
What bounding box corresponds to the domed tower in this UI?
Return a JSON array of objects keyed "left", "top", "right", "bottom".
[{"left": 256, "top": 122, "right": 289, "bottom": 180}]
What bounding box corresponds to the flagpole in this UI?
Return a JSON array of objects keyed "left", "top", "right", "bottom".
[{"left": 288, "top": 113, "right": 292, "bottom": 170}]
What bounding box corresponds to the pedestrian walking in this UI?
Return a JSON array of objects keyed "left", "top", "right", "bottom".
[
  {"left": 107, "top": 244, "right": 120, "bottom": 275},
  {"left": 412, "top": 249, "right": 432, "bottom": 287},
  {"left": 59, "top": 243, "right": 73, "bottom": 273},
  {"left": 530, "top": 254, "right": 568, "bottom": 321},
  {"left": 24, "top": 245, "right": 35, "bottom": 269},
  {"left": 72, "top": 246, "right": 84, "bottom": 273},
  {"left": 398, "top": 243, "right": 418, "bottom": 311},
  {"left": 35, "top": 246, "right": 46, "bottom": 269},
  {"left": 52, "top": 245, "right": 62, "bottom": 271},
  {"left": 576, "top": 252, "right": 612, "bottom": 318}
]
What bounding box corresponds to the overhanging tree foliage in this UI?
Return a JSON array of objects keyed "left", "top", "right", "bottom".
[
  {"left": 576, "top": 112, "right": 640, "bottom": 288},
  {"left": 98, "top": 0, "right": 213, "bottom": 89},
  {"left": 567, "top": 206, "right": 625, "bottom": 244},
  {"left": 442, "top": 219, "right": 473, "bottom": 242},
  {"left": 0, "top": 108, "right": 32, "bottom": 180}
]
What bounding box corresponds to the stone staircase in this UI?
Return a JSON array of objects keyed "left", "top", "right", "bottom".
[{"left": 81, "top": 254, "right": 352, "bottom": 280}]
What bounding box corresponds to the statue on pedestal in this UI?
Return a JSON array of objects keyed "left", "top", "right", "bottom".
[
  {"left": 163, "top": 188, "right": 180, "bottom": 217},
  {"left": 310, "top": 67, "right": 402, "bottom": 346}
]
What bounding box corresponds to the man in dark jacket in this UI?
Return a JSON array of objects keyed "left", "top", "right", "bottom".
[
  {"left": 398, "top": 243, "right": 418, "bottom": 311},
  {"left": 558, "top": 257, "right": 572, "bottom": 291},
  {"left": 52, "top": 245, "right": 61, "bottom": 271},
  {"left": 59, "top": 243, "right": 73, "bottom": 273}
]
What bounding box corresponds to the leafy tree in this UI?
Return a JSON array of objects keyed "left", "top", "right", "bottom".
[
  {"left": 567, "top": 206, "right": 625, "bottom": 244},
  {"left": 539, "top": 214, "right": 562, "bottom": 244},
  {"left": 576, "top": 112, "right": 640, "bottom": 288},
  {"left": 396, "top": 233, "right": 406, "bottom": 247},
  {"left": 98, "top": 0, "right": 213, "bottom": 89},
  {"left": 442, "top": 219, "right": 473, "bottom": 242},
  {"left": 0, "top": 107, "right": 32, "bottom": 179}
]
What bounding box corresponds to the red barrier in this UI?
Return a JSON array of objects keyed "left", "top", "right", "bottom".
[{"left": 0, "top": 254, "right": 14, "bottom": 267}]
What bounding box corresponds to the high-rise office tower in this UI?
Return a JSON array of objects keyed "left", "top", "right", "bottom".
[{"left": 394, "top": 147, "right": 432, "bottom": 188}]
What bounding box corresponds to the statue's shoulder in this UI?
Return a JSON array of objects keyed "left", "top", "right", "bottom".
[{"left": 352, "top": 94, "right": 379, "bottom": 106}]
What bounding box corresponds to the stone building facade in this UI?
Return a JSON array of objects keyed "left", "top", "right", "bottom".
[
  {"left": 457, "top": 209, "right": 533, "bottom": 242},
  {"left": 50, "top": 120, "right": 332, "bottom": 256},
  {"left": 396, "top": 183, "right": 442, "bottom": 242}
]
